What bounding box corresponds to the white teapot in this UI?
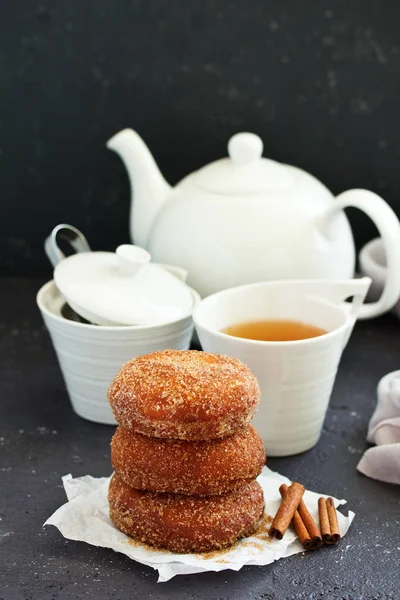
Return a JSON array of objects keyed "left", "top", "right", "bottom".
[{"left": 107, "top": 129, "right": 400, "bottom": 318}]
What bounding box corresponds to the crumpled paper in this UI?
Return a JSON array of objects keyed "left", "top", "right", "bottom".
[
  {"left": 44, "top": 466, "right": 355, "bottom": 582},
  {"left": 357, "top": 370, "right": 400, "bottom": 485}
]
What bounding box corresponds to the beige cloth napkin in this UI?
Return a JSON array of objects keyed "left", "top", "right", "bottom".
[{"left": 357, "top": 370, "right": 400, "bottom": 485}]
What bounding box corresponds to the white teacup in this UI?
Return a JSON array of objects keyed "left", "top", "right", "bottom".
[{"left": 194, "top": 278, "right": 371, "bottom": 457}]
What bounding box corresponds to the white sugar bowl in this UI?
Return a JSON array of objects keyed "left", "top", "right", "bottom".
[{"left": 37, "top": 228, "right": 200, "bottom": 424}]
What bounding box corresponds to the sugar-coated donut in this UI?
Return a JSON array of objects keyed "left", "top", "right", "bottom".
[
  {"left": 111, "top": 424, "right": 266, "bottom": 496},
  {"left": 108, "top": 474, "right": 265, "bottom": 553},
  {"left": 107, "top": 350, "right": 260, "bottom": 440}
]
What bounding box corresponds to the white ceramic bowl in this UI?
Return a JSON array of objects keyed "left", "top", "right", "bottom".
[
  {"left": 359, "top": 237, "right": 400, "bottom": 318},
  {"left": 37, "top": 280, "right": 200, "bottom": 424}
]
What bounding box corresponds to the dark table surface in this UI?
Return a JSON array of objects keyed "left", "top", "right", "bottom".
[{"left": 1, "top": 278, "right": 399, "bottom": 600}]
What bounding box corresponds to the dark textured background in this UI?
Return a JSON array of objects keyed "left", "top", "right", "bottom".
[
  {"left": 1, "top": 4, "right": 400, "bottom": 597},
  {"left": 2, "top": 0, "right": 400, "bottom": 274}
]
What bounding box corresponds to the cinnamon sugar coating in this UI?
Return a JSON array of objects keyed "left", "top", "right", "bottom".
[
  {"left": 107, "top": 350, "right": 260, "bottom": 440},
  {"left": 111, "top": 424, "right": 266, "bottom": 496},
  {"left": 108, "top": 474, "right": 265, "bottom": 553}
]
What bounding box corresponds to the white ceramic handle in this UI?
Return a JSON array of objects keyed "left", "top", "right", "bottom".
[
  {"left": 305, "top": 277, "right": 371, "bottom": 320},
  {"left": 45, "top": 224, "right": 91, "bottom": 267},
  {"left": 304, "top": 277, "right": 371, "bottom": 351},
  {"left": 320, "top": 189, "right": 400, "bottom": 319}
]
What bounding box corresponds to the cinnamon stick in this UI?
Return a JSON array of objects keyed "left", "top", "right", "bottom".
[
  {"left": 318, "top": 498, "right": 330, "bottom": 542},
  {"left": 318, "top": 497, "right": 340, "bottom": 544},
  {"left": 326, "top": 497, "right": 341, "bottom": 543},
  {"left": 280, "top": 484, "right": 322, "bottom": 551},
  {"left": 269, "top": 481, "right": 305, "bottom": 540}
]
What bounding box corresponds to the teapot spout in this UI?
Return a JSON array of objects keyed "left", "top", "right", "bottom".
[{"left": 107, "top": 128, "right": 171, "bottom": 248}]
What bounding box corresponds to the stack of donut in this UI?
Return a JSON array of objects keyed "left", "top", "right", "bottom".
[{"left": 107, "top": 349, "right": 266, "bottom": 553}]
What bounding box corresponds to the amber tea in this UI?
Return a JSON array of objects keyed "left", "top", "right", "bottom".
[{"left": 221, "top": 319, "right": 327, "bottom": 342}]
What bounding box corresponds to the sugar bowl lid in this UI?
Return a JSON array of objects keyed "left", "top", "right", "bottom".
[{"left": 53, "top": 244, "right": 195, "bottom": 326}]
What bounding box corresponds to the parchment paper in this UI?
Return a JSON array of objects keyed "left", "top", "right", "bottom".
[{"left": 44, "top": 466, "right": 355, "bottom": 582}]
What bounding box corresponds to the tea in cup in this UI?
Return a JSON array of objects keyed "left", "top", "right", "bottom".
[{"left": 194, "top": 278, "right": 371, "bottom": 456}]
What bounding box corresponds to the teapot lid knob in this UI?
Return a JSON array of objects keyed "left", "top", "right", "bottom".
[{"left": 228, "top": 132, "right": 263, "bottom": 165}]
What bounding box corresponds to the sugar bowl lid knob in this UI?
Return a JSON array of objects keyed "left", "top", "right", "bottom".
[
  {"left": 116, "top": 244, "right": 151, "bottom": 276},
  {"left": 228, "top": 132, "right": 264, "bottom": 165}
]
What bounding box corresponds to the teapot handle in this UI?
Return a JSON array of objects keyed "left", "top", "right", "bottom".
[{"left": 319, "top": 189, "right": 400, "bottom": 319}]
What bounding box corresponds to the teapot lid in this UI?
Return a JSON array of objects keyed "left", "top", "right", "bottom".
[
  {"left": 193, "top": 132, "right": 296, "bottom": 195},
  {"left": 54, "top": 245, "right": 194, "bottom": 326}
]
